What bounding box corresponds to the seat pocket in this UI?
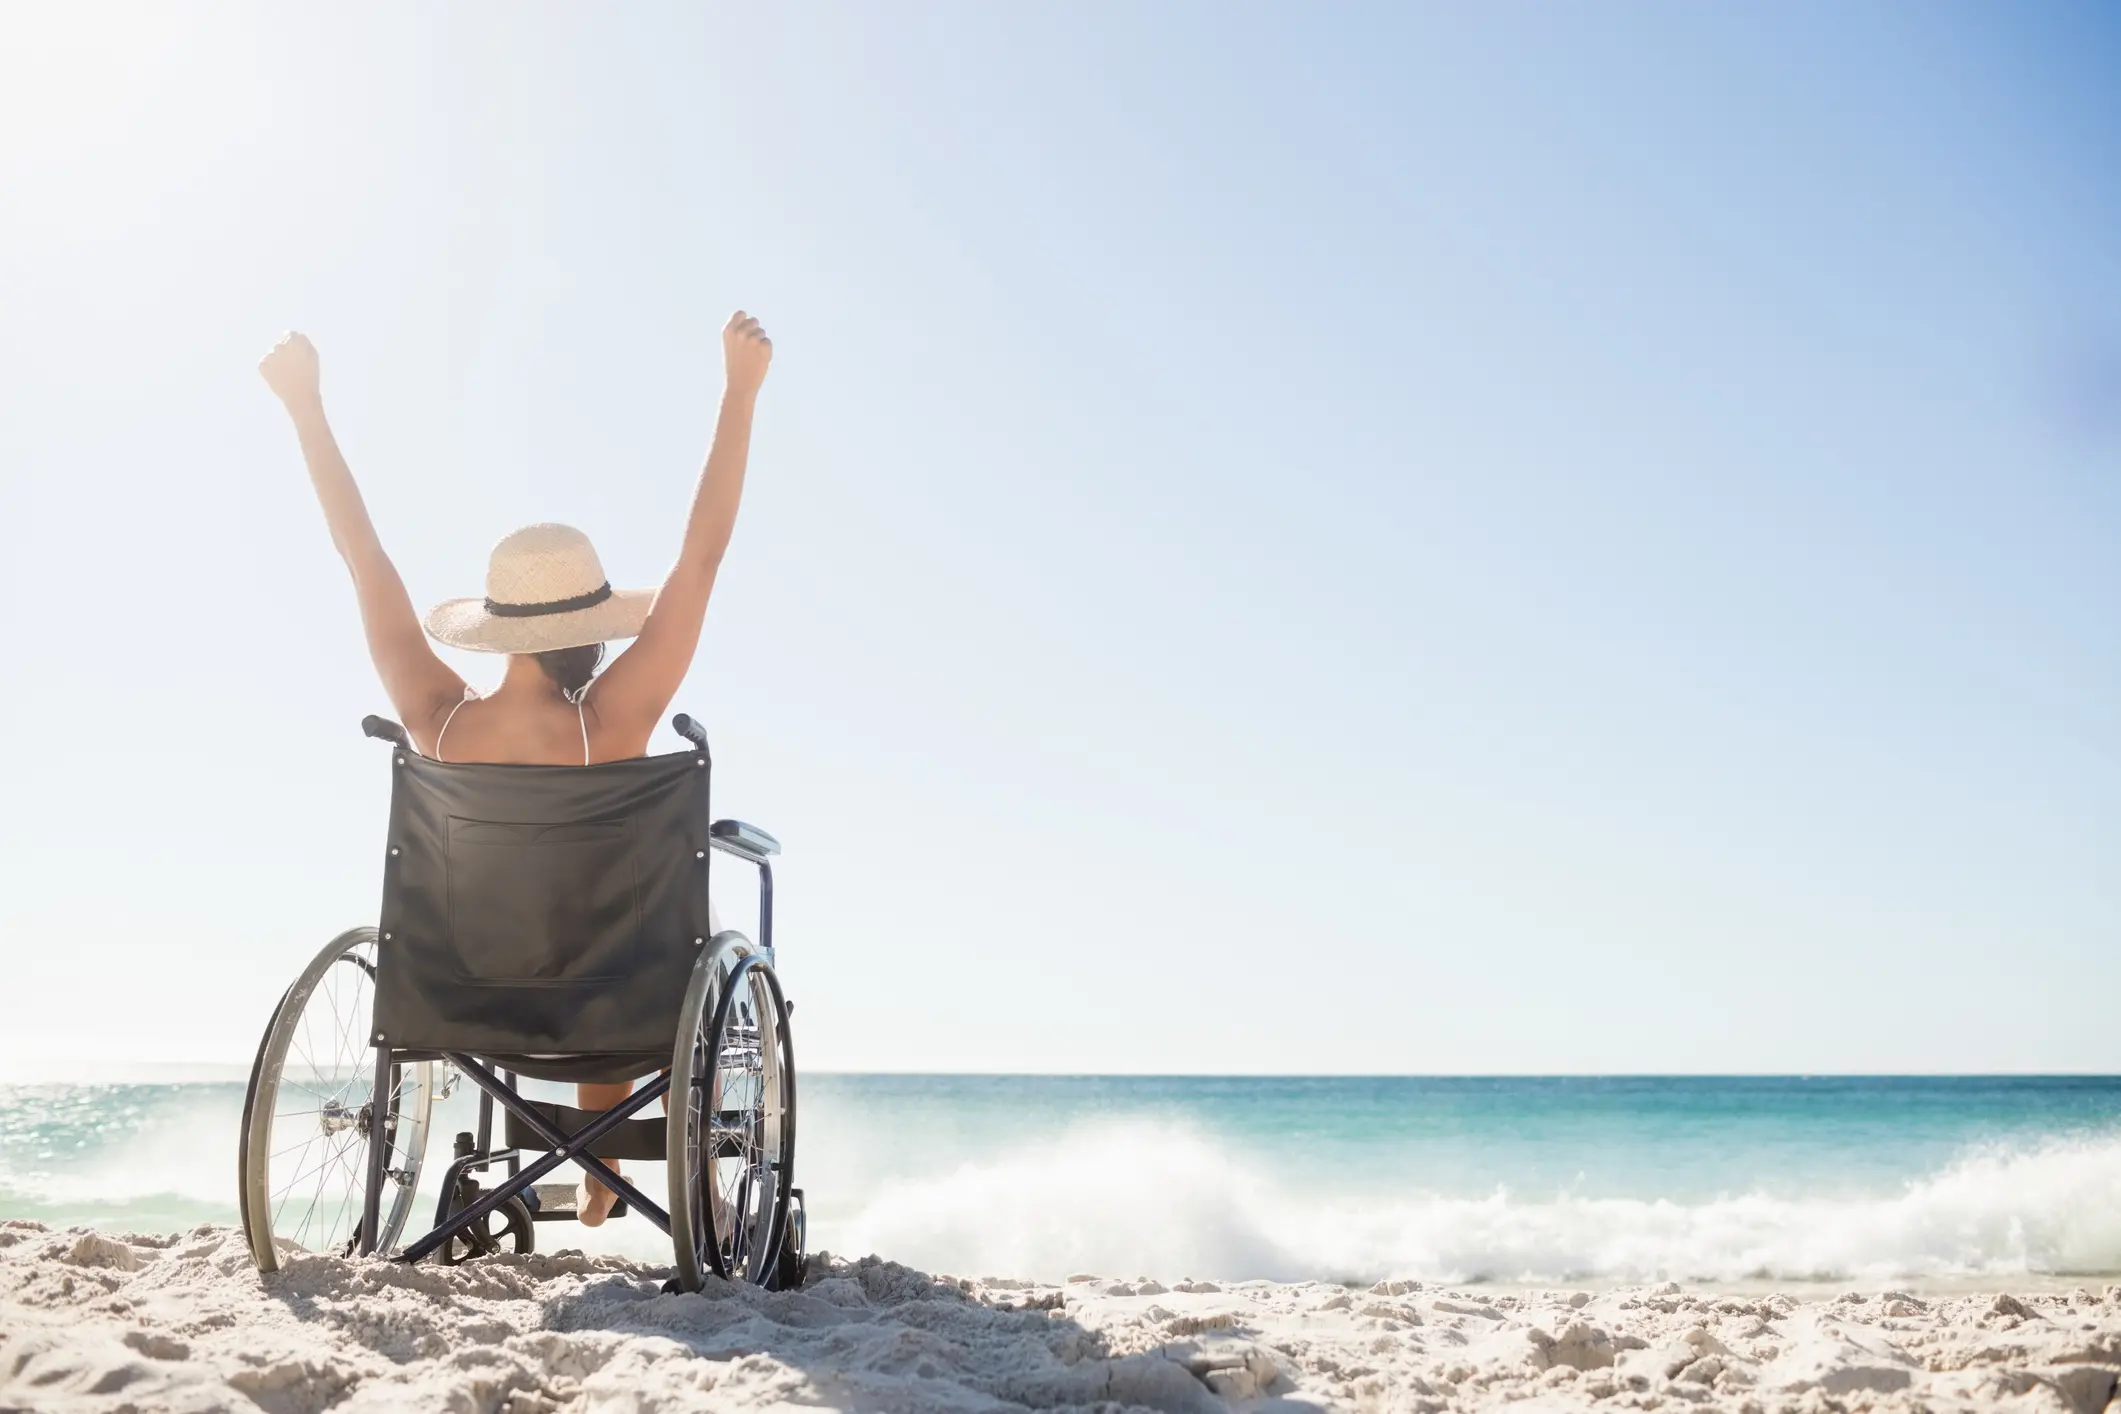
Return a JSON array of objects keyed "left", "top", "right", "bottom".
[{"left": 444, "top": 817, "right": 641, "bottom": 984}]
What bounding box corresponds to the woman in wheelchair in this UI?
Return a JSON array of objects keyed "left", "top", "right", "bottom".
[{"left": 257, "top": 312, "right": 772, "bottom": 1233}]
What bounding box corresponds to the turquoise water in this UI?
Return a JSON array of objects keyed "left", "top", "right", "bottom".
[{"left": 4, "top": 1075, "right": 2118, "bottom": 1284}]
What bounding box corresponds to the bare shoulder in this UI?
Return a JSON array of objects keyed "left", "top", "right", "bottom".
[
  {"left": 581, "top": 648, "right": 680, "bottom": 727},
  {"left": 581, "top": 681, "right": 662, "bottom": 759},
  {"left": 399, "top": 685, "right": 471, "bottom": 758},
  {"left": 403, "top": 681, "right": 469, "bottom": 734}
]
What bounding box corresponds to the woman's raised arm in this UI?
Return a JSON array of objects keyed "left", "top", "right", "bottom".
[
  {"left": 592, "top": 312, "right": 772, "bottom": 731},
  {"left": 261, "top": 333, "right": 465, "bottom": 746}
]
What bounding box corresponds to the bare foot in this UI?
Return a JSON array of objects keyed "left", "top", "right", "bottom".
[{"left": 578, "top": 1166, "right": 621, "bottom": 1227}]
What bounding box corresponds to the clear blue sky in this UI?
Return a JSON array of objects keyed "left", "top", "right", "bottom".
[{"left": 1, "top": 3, "right": 2114, "bottom": 1074}]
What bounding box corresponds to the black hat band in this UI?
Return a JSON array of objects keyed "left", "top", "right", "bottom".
[{"left": 483, "top": 582, "right": 614, "bottom": 618}]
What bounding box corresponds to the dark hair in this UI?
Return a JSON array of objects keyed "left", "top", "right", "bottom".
[{"left": 534, "top": 642, "right": 605, "bottom": 700}]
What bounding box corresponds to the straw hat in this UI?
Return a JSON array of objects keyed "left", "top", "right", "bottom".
[{"left": 424, "top": 524, "right": 653, "bottom": 654}]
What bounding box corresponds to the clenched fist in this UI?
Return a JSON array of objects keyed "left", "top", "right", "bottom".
[
  {"left": 723, "top": 312, "right": 772, "bottom": 395},
  {"left": 259, "top": 332, "right": 321, "bottom": 407}
]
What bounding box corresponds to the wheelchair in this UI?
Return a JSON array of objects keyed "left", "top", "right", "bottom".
[{"left": 235, "top": 712, "right": 802, "bottom": 1292}]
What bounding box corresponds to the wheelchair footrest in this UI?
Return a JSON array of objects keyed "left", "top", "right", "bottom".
[
  {"left": 503, "top": 1102, "right": 667, "bottom": 1161},
  {"left": 528, "top": 1181, "right": 627, "bottom": 1223}
]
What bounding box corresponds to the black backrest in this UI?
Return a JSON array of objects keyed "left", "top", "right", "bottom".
[{"left": 371, "top": 746, "right": 713, "bottom": 1070}]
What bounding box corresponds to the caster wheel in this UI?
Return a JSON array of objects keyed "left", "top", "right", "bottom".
[{"left": 438, "top": 1182, "right": 535, "bottom": 1264}]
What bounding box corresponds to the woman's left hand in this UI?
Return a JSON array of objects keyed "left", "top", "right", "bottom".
[{"left": 723, "top": 312, "right": 772, "bottom": 396}]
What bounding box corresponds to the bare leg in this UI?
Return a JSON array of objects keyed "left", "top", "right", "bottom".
[{"left": 574, "top": 1081, "right": 632, "bottom": 1226}]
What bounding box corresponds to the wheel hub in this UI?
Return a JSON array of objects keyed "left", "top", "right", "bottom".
[{"left": 317, "top": 1099, "right": 371, "bottom": 1136}]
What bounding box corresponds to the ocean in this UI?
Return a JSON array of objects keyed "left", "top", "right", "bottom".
[{"left": 4, "top": 1074, "right": 2118, "bottom": 1287}]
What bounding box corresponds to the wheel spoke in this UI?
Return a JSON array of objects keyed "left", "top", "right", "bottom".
[
  {"left": 272, "top": 1138, "right": 349, "bottom": 1205},
  {"left": 322, "top": 1138, "right": 363, "bottom": 1232},
  {"left": 292, "top": 1142, "right": 338, "bottom": 1246},
  {"left": 324, "top": 967, "right": 360, "bottom": 1096},
  {"left": 269, "top": 1131, "right": 336, "bottom": 1165}
]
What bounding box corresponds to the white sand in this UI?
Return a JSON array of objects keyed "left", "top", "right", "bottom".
[{"left": 4, "top": 1222, "right": 2119, "bottom": 1413}]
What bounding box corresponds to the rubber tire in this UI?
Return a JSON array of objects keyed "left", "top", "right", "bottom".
[{"left": 772, "top": 1191, "right": 807, "bottom": 1291}]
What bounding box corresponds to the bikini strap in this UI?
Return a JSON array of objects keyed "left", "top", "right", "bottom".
[
  {"left": 576, "top": 691, "right": 591, "bottom": 765},
  {"left": 431, "top": 686, "right": 476, "bottom": 762}
]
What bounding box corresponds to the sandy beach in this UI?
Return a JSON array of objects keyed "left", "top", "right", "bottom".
[{"left": 4, "top": 1222, "right": 2118, "bottom": 1413}]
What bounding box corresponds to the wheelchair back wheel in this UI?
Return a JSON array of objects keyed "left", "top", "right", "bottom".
[
  {"left": 666, "top": 935, "right": 796, "bottom": 1291},
  {"left": 238, "top": 927, "right": 434, "bottom": 1272}
]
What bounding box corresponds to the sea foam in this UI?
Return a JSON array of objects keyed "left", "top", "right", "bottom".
[{"left": 828, "top": 1120, "right": 2121, "bottom": 1284}]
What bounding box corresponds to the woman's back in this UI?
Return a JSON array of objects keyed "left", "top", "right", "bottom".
[
  {"left": 423, "top": 661, "right": 653, "bottom": 767},
  {"left": 428, "top": 694, "right": 599, "bottom": 766}
]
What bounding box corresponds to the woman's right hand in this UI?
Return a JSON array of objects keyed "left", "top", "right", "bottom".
[{"left": 259, "top": 332, "right": 321, "bottom": 407}]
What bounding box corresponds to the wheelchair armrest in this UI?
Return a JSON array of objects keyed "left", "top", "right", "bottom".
[{"left": 711, "top": 819, "right": 781, "bottom": 861}]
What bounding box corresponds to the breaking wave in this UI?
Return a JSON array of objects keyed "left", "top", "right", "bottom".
[{"left": 826, "top": 1121, "right": 2121, "bottom": 1284}]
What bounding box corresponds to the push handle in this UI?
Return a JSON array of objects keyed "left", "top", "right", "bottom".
[
  {"left": 671, "top": 714, "right": 709, "bottom": 753},
  {"left": 363, "top": 715, "right": 410, "bottom": 746}
]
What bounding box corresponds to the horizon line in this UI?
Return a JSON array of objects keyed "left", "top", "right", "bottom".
[{"left": 3, "top": 1064, "right": 2117, "bottom": 1084}]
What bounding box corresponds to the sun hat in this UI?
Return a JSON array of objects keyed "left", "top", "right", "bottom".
[{"left": 423, "top": 523, "right": 654, "bottom": 654}]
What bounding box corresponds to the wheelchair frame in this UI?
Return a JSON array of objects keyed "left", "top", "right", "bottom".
[{"left": 237, "top": 713, "right": 802, "bottom": 1290}]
